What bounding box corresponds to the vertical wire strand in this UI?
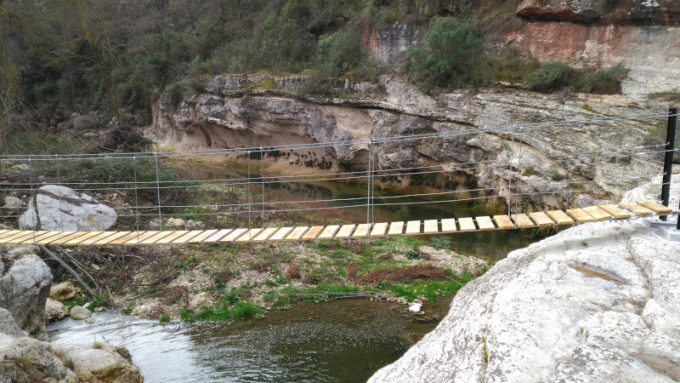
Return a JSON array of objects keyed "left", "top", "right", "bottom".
[
  {"left": 133, "top": 156, "right": 140, "bottom": 243},
  {"left": 507, "top": 126, "right": 516, "bottom": 218},
  {"left": 27, "top": 157, "right": 36, "bottom": 243},
  {"left": 367, "top": 141, "right": 372, "bottom": 228},
  {"left": 248, "top": 150, "right": 252, "bottom": 241},
  {"left": 260, "top": 147, "right": 265, "bottom": 227},
  {"left": 154, "top": 152, "right": 163, "bottom": 231},
  {"left": 514, "top": 126, "right": 524, "bottom": 229},
  {"left": 55, "top": 154, "right": 64, "bottom": 231},
  {"left": 371, "top": 140, "right": 376, "bottom": 225}
]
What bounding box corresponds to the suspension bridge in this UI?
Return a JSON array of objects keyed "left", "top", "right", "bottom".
[{"left": 0, "top": 110, "right": 678, "bottom": 247}]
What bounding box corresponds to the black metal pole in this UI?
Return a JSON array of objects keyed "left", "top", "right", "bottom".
[{"left": 660, "top": 108, "right": 677, "bottom": 223}]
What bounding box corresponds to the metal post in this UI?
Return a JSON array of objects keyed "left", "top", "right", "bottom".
[
  {"left": 661, "top": 108, "right": 677, "bottom": 222},
  {"left": 371, "top": 141, "right": 376, "bottom": 225},
  {"left": 260, "top": 147, "right": 265, "bottom": 226},
  {"left": 153, "top": 153, "right": 163, "bottom": 231}
]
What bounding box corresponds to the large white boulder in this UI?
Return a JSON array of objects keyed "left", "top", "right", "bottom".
[
  {"left": 50, "top": 343, "right": 143, "bottom": 383},
  {"left": 19, "top": 185, "right": 117, "bottom": 231},
  {"left": 46, "top": 298, "right": 69, "bottom": 323},
  {"left": 0, "top": 336, "right": 79, "bottom": 382},
  {"left": 0, "top": 246, "right": 52, "bottom": 339},
  {"left": 369, "top": 221, "right": 680, "bottom": 383}
]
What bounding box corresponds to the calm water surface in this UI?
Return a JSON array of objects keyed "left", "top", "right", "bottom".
[{"left": 48, "top": 299, "right": 452, "bottom": 383}]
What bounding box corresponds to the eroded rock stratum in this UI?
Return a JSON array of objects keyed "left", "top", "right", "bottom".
[{"left": 369, "top": 220, "right": 680, "bottom": 382}]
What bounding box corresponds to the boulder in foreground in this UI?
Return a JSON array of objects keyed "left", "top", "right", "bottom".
[{"left": 369, "top": 220, "right": 680, "bottom": 382}]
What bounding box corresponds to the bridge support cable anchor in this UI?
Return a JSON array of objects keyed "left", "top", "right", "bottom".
[
  {"left": 153, "top": 152, "right": 163, "bottom": 231},
  {"left": 660, "top": 108, "right": 677, "bottom": 227}
]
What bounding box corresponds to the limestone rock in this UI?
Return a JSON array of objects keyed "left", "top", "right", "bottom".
[
  {"left": 73, "top": 115, "right": 97, "bottom": 130},
  {"left": 369, "top": 221, "right": 680, "bottom": 383},
  {"left": 0, "top": 336, "right": 79, "bottom": 382},
  {"left": 408, "top": 303, "right": 422, "bottom": 313},
  {"left": 189, "top": 292, "right": 209, "bottom": 309},
  {"left": 51, "top": 281, "right": 77, "bottom": 300},
  {"left": 3, "top": 195, "right": 23, "bottom": 209},
  {"left": 0, "top": 307, "right": 27, "bottom": 337},
  {"left": 70, "top": 306, "right": 92, "bottom": 320},
  {"left": 166, "top": 217, "right": 186, "bottom": 229},
  {"left": 50, "top": 343, "right": 143, "bottom": 383},
  {"left": 19, "top": 185, "right": 117, "bottom": 231},
  {"left": 517, "top": 0, "right": 602, "bottom": 23},
  {"left": 11, "top": 163, "right": 29, "bottom": 172},
  {"left": 0, "top": 246, "right": 53, "bottom": 338},
  {"left": 45, "top": 299, "right": 69, "bottom": 323}
]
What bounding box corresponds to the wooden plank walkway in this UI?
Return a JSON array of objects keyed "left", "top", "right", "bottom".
[{"left": 1, "top": 200, "right": 670, "bottom": 247}]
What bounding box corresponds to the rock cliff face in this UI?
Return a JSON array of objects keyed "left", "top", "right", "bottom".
[
  {"left": 149, "top": 73, "right": 666, "bottom": 211},
  {"left": 369, "top": 220, "right": 680, "bottom": 382},
  {"left": 358, "top": 1, "right": 680, "bottom": 99}
]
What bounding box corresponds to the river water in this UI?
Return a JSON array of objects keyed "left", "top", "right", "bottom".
[{"left": 48, "top": 299, "right": 452, "bottom": 383}]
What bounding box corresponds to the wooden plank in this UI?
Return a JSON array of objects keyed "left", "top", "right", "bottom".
[
  {"left": 139, "top": 231, "right": 175, "bottom": 245},
  {"left": 269, "top": 227, "right": 294, "bottom": 242},
  {"left": 423, "top": 220, "right": 438, "bottom": 234},
  {"left": 124, "top": 231, "right": 161, "bottom": 246},
  {"left": 546, "top": 210, "right": 575, "bottom": 225},
  {"left": 235, "top": 229, "right": 263, "bottom": 243},
  {"left": 528, "top": 212, "right": 555, "bottom": 227},
  {"left": 352, "top": 224, "right": 370, "bottom": 238},
  {"left": 459, "top": 218, "right": 476, "bottom": 232},
  {"left": 637, "top": 200, "right": 673, "bottom": 214},
  {"left": 301, "top": 226, "right": 324, "bottom": 241},
  {"left": 512, "top": 214, "right": 535, "bottom": 228},
  {"left": 0, "top": 231, "right": 34, "bottom": 244},
  {"left": 202, "top": 229, "right": 232, "bottom": 244},
  {"left": 155, "top": 231, "right": 189, "bottom": 245},
  {"left": 441, "top": 219, "right": 457, "bottom": 233},
  {"left": 222, "top": 228, "right": 248, "bottom": 243},
  {"left": 253, "top": 228, "right": 279, "bottom": 243},
  {"left": 405, "top": 221, "right": 421, "bottom": 235},
  {"left": 63, "top": 231, "right": 104, "bottom": 246},
  {"left": 476, "top": 216, "right": 496, "bottom": 231},
  {"left": 73, "top": 231, "right": 114, "bottom": 246},
  {"left": 583, "top": 206, "right": 611, "bottom": 221},
  {"left": 370, "top": 223, "right": 388, "bottom": 238},
  {"left": 598, "top": 205, "right": 631, "bottom": 219},
  {"left": 172, "top": 230, "right": 205, "bottom": 245},
  {"left": 187, "top": 229, "right": 219, "bottom": 244},
  {"left": 387, "top": 221, "right": 404, "bottom": 237},
  {"left": 566, "top": 208, "right": 596, "bottom": 223},
  {"left": 493, "top": 215, "right": 515, "bottom": 230},
  {"left": 619, "top": 202, "right": 653, "bottom": 217},
  {"left": 335, "top": 225, "right": 356, "bottom": 239},
  {"left": 35, "top": 231, "right": 77, "bottom": 246},
  {"left": 109, "top": 231, "right": 148, "bottom": 246},
  {"left": 285, "top": 226, "right": 308, "bottom": 242},
  {"left": 19, "top": 231, "right": 63, "bottom": 245},
  {"left": 53, "top": 232, "right": 92, "bottom": 246},
  {"left": 6, "top": 231, "right": 49, "bottom": 245},
  {"left": 318, "top": 225, "right": 340, "bottom": 240},
  {"left": 0, "top": 230, "right": 22, "bottom": 240}
]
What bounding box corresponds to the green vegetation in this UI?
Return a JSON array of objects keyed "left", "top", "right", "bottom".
[
  {"left": 526, "top": 61, "right": 628, "bottom": 94},
  {"left": 181, "top": 301, "right": 265, "bottom": 322}
]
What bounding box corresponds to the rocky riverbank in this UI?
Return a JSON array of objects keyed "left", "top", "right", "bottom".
[
  {"left": 0, "top": 245, "right": 143, "bottom": 382},
  {"left": 369, "top": 219, "right": 680, "bottom": 382}
]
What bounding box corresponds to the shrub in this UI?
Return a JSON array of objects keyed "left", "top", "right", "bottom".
[
  {"left": 403, "top": 17, "right": 486, "bottom": 93},
  {"left": 527, "top": 60, "right": 575, "bottom": 92},
  {"left": 316, "top": 29, "right": 363, "bottom": 76}
]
